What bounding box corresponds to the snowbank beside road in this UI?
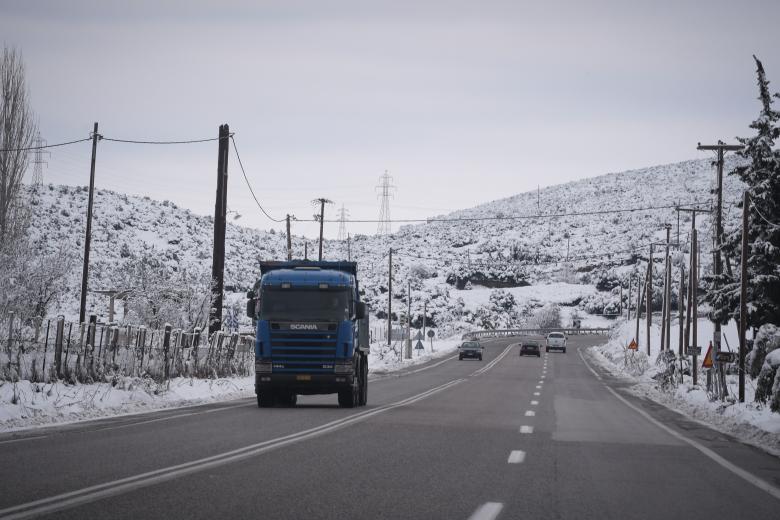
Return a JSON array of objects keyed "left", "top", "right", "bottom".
[
  {"left": 0, "top": 334, "right": 466, "bottom": 432},
  {"left": 588, "top": 318, "right": 780, "bottom": 455}
]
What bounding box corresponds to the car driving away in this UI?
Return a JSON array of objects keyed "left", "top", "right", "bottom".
[
  {"left": 519, "top": 340, "right": 541, "bottom": 357},
  {"left": 546, "top": 332, "right": 567, "bottom": 353},
  {"left": 458, "top": 340, "right": 483, "bottom": 361}
]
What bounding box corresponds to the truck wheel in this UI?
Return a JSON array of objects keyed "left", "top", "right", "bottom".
[
  {"left": 563, "top": 348, "right": 567, "bottom": 354},
  {"left": 546, "top": 346, "right": 549, "bottom": 352},
  {"left": 258, "top": 392, "right": 274, "bottom": 408},
  {"left": 280, "top": 392, "right": 297, "bottom": 407}
]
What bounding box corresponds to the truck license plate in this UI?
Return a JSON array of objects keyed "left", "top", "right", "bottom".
[{"left": 296, "top": 375, "right": 311, "bottom": 381}]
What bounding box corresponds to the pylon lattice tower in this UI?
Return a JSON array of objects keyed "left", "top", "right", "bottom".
[
  {"left": 31, "top": 132, "right": 49, "bottom": 185},
  {"left": 375, "top": 170, "right": 395, "bottom": 237},
  {"left": 336, "top": 204, "right": 349, "bottom": 241}
]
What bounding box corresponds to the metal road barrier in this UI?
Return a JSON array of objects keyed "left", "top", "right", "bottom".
[{"left": 461, "top": 327, "right": 611, "bottom": 340}]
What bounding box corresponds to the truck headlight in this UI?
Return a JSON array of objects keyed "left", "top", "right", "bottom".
[
  {"left": 255, "top": 361, "right": 272, "bottom": 373},
  {"left": 334, "top": 361, "right": 354, "bottom": 374}
]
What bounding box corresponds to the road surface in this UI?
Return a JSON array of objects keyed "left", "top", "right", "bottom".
[{"left": 1, "top": 335, "right": 779, "bottom": 519}]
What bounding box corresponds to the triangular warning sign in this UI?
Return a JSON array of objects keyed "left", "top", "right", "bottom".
[
  {"left": 415, "top": 340, "right": 425, "bottom": 350},
  {"left": 702, "top": 343, "right": 713, "bottom": 369},
  {"left": 628, "top": 339, "right": 638, "bottom": 350}
]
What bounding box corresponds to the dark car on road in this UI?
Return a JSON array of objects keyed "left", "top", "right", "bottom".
[
  {"left": 458, "top": 341, "right": 484, "bottom": 361},
  {"left": 519, "top": 340, "right": 541, "bottom": 357}
]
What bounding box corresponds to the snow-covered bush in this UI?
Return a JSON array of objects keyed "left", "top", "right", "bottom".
[{"left": 754, "top": 324, "right": 780, "bottom": 411}]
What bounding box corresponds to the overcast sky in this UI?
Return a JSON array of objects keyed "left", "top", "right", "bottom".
[{"left": 2, "top": 0, "right": 779, "bottom": 238}]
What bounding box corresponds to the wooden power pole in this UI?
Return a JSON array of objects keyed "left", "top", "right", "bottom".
[
  {"left": 286, "top": 214, "right": 292, "bottom": 261},
  {"left": 739, "top": 191, "right": 750, "bottom": 402},
  {"left": 209, "top": 124, "right": 230, "bottom": 335},
  {"left": 387, "top": 248, "right": 393, "bottom": 348},
  {"left": 79, "top": 122, "right": 100, "bottom": 324},
  {"left": 697, "top": 141, "right": 743, "bottom": 399}
]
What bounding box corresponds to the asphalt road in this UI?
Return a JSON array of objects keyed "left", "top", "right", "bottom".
[{"left": 1, "top": 335, "right": 779, "bottom": 519}]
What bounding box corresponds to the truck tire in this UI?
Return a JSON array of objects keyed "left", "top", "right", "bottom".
[
  {"left": 279, "top": 392, "right": 297, "bottom": 407},
  {"left": 258, "top": 392, "right": 274, "bottom": 408}
]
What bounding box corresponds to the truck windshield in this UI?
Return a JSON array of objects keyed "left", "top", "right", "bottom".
[{"left": 260, "top": 288, "right": 351, "bottom": 322}]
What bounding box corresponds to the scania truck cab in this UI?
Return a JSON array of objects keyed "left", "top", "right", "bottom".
[{"left": 246, "top": 261, "right": 370, "bottom": 408}]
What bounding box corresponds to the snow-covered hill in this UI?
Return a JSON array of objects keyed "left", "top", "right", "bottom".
[{"left": 23, "top": 156, "right": 746, "bottom": 335}]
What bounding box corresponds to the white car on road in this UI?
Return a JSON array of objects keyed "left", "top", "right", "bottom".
[{"left": 546, "top": 332, "right": 567, "bottom": 353}]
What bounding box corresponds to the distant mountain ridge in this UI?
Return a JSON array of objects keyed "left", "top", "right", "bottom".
[{"left": 24, "top": 155, "right": 746, "bottom": 331}]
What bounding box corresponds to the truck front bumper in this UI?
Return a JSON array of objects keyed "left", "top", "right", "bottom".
[{"left": 255, "top": 373, "right": 354, "bottom": 395}]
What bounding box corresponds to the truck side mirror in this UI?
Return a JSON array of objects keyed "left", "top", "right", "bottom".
[
  {"left": 246, "top": 290, "right": 256, "bottom": 319},
  {"left": 355, "top": 301, "right": 366, "bottom": 320}
]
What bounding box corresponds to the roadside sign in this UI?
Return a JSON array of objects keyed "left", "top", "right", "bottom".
[
  {"left": 415, "top": 330, "right": 423, "bottom": 341},
  {"left": 415, "top": 340, "right": 425, "bottom": 350},
  {"left": 702, "top": 343, "right": 713, "bottom": 368},
  {"left": 715, "top": 351, "right": 737, "bottom": 363},
  {"left": 686, "top": 346, "right": 702, "bottom": 356},
  {"left": 427, "top": 330, "right": 435, "bottom": 338},
  {"left": 627, "top": 339, "right": 638, "bottom": 351}
]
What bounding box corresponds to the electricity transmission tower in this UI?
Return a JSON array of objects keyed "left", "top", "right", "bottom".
[
  {"left": 336, "top": 204, "right": 349, "bottom": 241},
  {"left": 31, "top": 132, "right": 49, "bottom": 185},
  {"left": 375, "top": 170, "right": 395, "bottom": 237}
]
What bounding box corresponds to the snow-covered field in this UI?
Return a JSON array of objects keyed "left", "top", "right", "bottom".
[{"left": 587, "top": 318, "right": 780, "bottom": 455}]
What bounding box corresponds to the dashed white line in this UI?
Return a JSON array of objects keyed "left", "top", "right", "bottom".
[
  {"left": 535, "top": 385, "right": 542, "bottom": 389},
  {"left": 533, "top": 392, "right": 540, "bottom": 396},
  {"left": 519, "top": 425, "right": 534, "bottom": 434},
  {"left": 468, "top": 502, "right": 504, "bottom": 520},
  {"left": 524, "top": 410, "right": 535, "bottom": 417},
  {"left": 507, "top": 450, "right": 526, "bottom": 464},
  {"left": 531, "top": 400, "right": 539, "bottom": 405}
]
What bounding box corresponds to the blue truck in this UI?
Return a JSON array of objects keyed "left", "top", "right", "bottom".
[{"left": 246, "top": 260, "right": 370, "bottom": 408}]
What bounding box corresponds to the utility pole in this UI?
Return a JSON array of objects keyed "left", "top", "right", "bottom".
[
  {"left": 422, "top": 300, "right": 427, "bottom": 340},
  {"left": 313, "top": 198, "right": 333, "bottom": 261},
  {"left": 209, "top": 124, "right": 230, "bottom": 335},
  {"left": 660, "top": 224, "right": 671, "bottom": 351},
  {"left": 387, "top": 248, "right": 393, "bottom": 349},
  {"left": 79, "top": 122, "right": 101, "bottom": 324},
  {"left": 739, "top": 191, "right": 749, "bottom": 402},
  {"left": 646, "top": 246, "right": 653, "bottom": 356},
  {"left": 627, "top": 276, "right": 632, "bottom": 321},
  {"left": 347, "top": 233, "right": 351, "bottom": 261},
  {"left": 697, "top": 141, "right": 743, "bottom": 399},
  {"left": 692, "top": 228, "right": 699, "bottom": 385},
  {"left": 407, "top": 279, "right": 412, "bottom": 359},
  {"left": 678, "top": 263, "right": 685, "bottom": 357},
  {"left": 304, "top": 242, "right": 308, "bottom": 260},
  {"left": 635, "top": 272, "right": 646, "bottom": 350},
  {"left": 619, "top": 284, "right": 623, "bottom": 318},
  {"left": 286, "top": 214, "right": 292, "bottom": 261}
]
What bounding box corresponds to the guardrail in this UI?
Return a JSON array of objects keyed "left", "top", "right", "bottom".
[{"left": 461, "top": 327, "right": 612, "bottom": 340}]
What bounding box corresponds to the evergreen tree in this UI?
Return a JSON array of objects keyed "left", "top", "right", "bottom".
[{"left": 707, "top": 56, "right": 780, "bottom": 327}]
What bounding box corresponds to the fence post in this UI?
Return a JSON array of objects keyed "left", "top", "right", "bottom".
[
  {"left": 54, "top": 316, "right": 65, "bottom": 378},
  {"left": 6, "top": 311, "right": 13, "bottom": 358},
  {"left": 193, "top": 327, "right": 201, "bottom": 376},
  {"left": 110, "top": 325, "right": 119, "bottom": 366},
  {"left": 163, "top": 323, "right": 172, "bottom": 382}
]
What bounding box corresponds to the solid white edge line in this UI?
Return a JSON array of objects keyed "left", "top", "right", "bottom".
[
  {"left": 507, "top": 450, "right": 526, "bottom": 464},
  {"left": 578, "top": 348, "right": 780, "bottom": 502},
  {"left": 468, "top": 502, "right": 503, "bottom": 520}
]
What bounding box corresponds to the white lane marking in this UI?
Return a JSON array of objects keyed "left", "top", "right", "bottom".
[
  {"left": 472, "top": 344, "right": 514, "bottom": 377},
  {"left": 538, "top": 380, "right": 544, "bottom": 384},
  {"left": 371, "top": 354, "right": 459, "bottom": 381},
  {"left": 535, "top": 385, "right": 542, "bottom": 389},
  {"left": 0, "top": 377, "right": 467, "bottom": 520},
  {"left": 578, "top": 348, "right": 780, "bottom": 502},
  {"left": 533, "top": 392, "right": 540, "bottom": 396},
  {"left": 531, "top": 400, "right": 539, "bottom": 405},
  {"left": 524, "top": 410, "right": 535, "bottom": 417},
  {"left": 468, "top": 502, "right": 503, "bottom": 520},
  {"left": 92, "top": 402, "right": 254, "bottom": 433},
  {"left": 507, "top": 450, "right": 526, "bottom": 464},
  {"left": 519, "top": 425, "right": 534, "bottom": 434},
  {"left": 0, "top": 435, "right": 50, "bottom": 445}
]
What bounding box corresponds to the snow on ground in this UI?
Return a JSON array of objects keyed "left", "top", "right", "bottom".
[
  {"left": 0, "top": 333, "right": 466, "bottom": 433},
  {"left": 587, "top": 317, "right": 780, "bottom": 455},
  {"left": 453, "top": 282, "right": 596, "bottom": 310}
]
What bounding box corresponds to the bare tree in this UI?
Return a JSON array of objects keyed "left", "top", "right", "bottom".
[{"left": 0, "top": 46, "right": 36, "bottom": 248}]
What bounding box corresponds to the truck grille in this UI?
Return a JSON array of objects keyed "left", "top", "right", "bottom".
[{"left": 269, "top": 329, "right": 338, "bottom": 373}]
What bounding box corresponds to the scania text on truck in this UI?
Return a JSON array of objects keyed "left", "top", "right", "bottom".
[{"left": 246, "top": 261, "right": 370, "bottom": 408}]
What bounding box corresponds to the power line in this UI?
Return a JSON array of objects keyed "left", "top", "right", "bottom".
[
  {"left": 295, "top": 201, "right": 709, "bottom": 224},
  {"left": 751, "top": 201, "right": 780, "bottom": 229},
  {"left": 0, "top": 136, "right": 92, "bottom": 152},
  {"left": 229, "top": 135, "right": 285, "bottom": 223},
  {"left": 101, "top": 135, "right": 229, "bottom": 145}
]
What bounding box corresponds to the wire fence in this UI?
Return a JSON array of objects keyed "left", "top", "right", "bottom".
[{"left": 0, "top": 313, "right": 254, "bottom": 384}]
